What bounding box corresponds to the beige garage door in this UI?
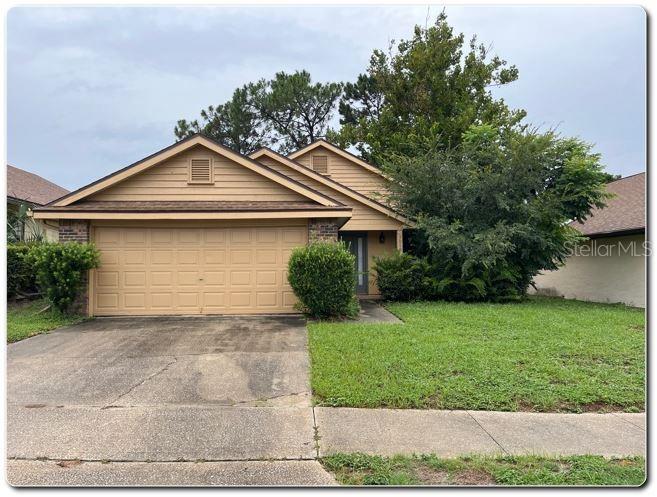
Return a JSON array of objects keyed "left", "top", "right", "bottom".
[{"left": 92, "top": 224, "right": 306, "bottom": 315}]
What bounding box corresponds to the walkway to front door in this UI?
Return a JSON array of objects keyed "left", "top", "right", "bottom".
[{"left": 339, "top": 232, "right": 368, "bottom": 294}]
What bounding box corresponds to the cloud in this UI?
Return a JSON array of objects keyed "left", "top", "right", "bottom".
[{"left": 7, "top": 5, "right": 645, "bottom": 189}]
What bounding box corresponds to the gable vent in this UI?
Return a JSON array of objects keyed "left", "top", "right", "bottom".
[
  {"left": 311, "top": 155, "right": 328, "bottom": 174},
  {"left": 189, "top": 158, "right": 212, "bottom": 184}
]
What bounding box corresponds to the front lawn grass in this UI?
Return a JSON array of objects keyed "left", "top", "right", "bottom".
[
  {"left": 322, "top": 453, "right": 646, "bottom": 486},
  {"left": 7, "top": 299, "right": 86, "bottom": 343},
  {"left": 308, "top": 297, "right": 644, "bottom": 411}
]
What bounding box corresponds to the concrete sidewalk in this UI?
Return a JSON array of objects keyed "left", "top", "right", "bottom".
[
  {"left": 314, "top": 408, "right": 646, "bottom": 458},
  {"left": 7, "top": 405, "right": 646, "bottom": 486}
]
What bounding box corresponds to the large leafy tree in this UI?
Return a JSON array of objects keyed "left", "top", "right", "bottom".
[
  {"left": 174, "top": 87, "right": 264, "bottom": 155},
  {"left": 384, "top": 124, "right": 611, "bottom": 301},
  {"left": 247, "top": 71, "right": 343, "bottom": 154},
  {"left": 332, "top": 12, "right": 526, "bottom": 164}
]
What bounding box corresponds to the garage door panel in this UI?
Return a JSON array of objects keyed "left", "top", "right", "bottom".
[
  {"left": 97, "top": 228, "right": 121, "bottom": 245},
  {"left": 178, "top": 229, "right": 201, "bottom": 244},
  {"left": 204, "top": 271, "right": 226, "bottom": 286},
  {"left": 256, "top": 270, "right": 277, "bottom": 286},
  {"left": 151, "top": 271, "right": 173, "bottom": 286},
  {"left": 151, "top": 293, "right": 174, "bottom": 309},
  {"left": 229, "top": 292, "right": 252, "bottom": 308},
  {"left": 178, "top": 271, "right": 200, "bottom": 286},
  {"left": 124, "top": 250, "right": 146, "bottom": 265},
  {"left": 178, "top": 251, "right": 199, "bottom": 265},
  {"left": 204, "top": 230, "right": 227, "bottom": 244},
  {"left": 124, "top": 230, "right": 147, "bottom": 244},
  {"left": 124, "top": 271, "right": 146, "bottom": 287},
  {"left": 96, "top": 293, "right": 119, "bottom": 310},
  {"left": 203, "top": 292, "right": 226, "bottom": 308},
  {"left": 97, "top": 271, "right": 119, "bottom": 288},
  {"left": 282, "top": 229, "right": 304, "bottom": 244},
  {"left": 230, "top": 270, "right": 251, "bottom": 286},
  {"left": 283, "top": 291, "right": 297, "bottom": 307},
  {"left": 256, "top": 249, "right": 277, "bottom": 264},
  {"left": 151, "top": 250, "right": 174, "bottom": 265},
  {"left": 256, "top": 292, "right": 278, "bottom": 307},
  {"left": 230, "top": 230, "right": 252, "bottom": 244},
  {"left": 177, "top": 292, "right": 199, "bottom": 309},
  {"left": 204, "top": 250, "right": 226, "bottom": 264},
  {"left": 256, "top": 230, "right": 277, "bottom": 243},
  {"left": 99, "top": 250, "right": 120, "bottom": 266},
  {"left": 230, "top": 249, "right": 252, "bottom": 264},
  {"left": 151, "top": 229, "right": 174, "bottom": 244},
  {"left": 124, "top": 293, "right": 146, "bottom": 309},
  {"left": 93, "top": 225, "right": 306, "bottom": 315}
]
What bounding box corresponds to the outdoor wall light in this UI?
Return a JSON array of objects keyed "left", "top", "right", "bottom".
[{"left": 379, "top": 232, "right": 385, "bottom": 244}]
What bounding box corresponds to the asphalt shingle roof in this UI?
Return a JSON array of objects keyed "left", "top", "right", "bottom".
[
  {"left": 7, "top": 165, "right": 69, "bottom": 206},
  {"left": 570, "top": 172, "right": 645, "bottom": 237}
]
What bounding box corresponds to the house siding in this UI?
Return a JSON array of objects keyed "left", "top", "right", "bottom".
[
  {"left": 258, "top": 155, "right": 402, "bottom": 231},
  {"left": 531, "top": 233, "right": 646, "bottom": 308},
  {"left": 92, "top": 145, "right": 308, "bottom": 203},
  {"left": 293, "top": 148, "right": 389, "bottom": 200}
]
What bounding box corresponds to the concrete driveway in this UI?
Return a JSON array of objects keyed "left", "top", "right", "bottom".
[
  {"left": 7, "top": 316, "right": 335, "bottom": 486},
  {"left": 8, "top": 315, "right": 311, "bottom": 408}
]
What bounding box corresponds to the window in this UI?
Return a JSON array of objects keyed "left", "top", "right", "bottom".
[
  {"left": 311, "top": 155, "right": 328, "bottom": 174},
  {"left": 188, "top": 158, "right": 213, "bottom": 184}
]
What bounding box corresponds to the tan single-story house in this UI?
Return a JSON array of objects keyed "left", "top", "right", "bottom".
[
  {"left": 32, "top": 135, "right": 411, "bottom": 316},
  {"left": 532, "top": 172, "right": 645, "bottom": 307},
  {"left": 7, "top": 164, "right": 69, "bottom": 241}
]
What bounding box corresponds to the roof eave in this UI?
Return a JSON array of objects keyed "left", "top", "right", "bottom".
[{"left": 32, "top": 208, "right": 353, "bottom": 221}]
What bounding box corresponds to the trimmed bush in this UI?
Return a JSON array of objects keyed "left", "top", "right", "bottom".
[
  {"left": 7, "top": 243, "right": 38, "bottom": 298},
  {"left": 26, "top": 242, "right": 101, "bottom": 313},
  {"left": 288, "top": 242, "right": 358, "bottom": 319},
  {"left": 373, "top": 251, "right": 434, "bottom": 301}
]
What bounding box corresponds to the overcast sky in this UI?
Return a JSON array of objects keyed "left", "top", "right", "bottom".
[{"left": 7, "top": 5, "right": 646, "bottom": 191}]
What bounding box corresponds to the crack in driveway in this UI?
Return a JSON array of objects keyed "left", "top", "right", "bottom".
[{"left": 103, "top": 357, "right": 178, "bottom": 408}]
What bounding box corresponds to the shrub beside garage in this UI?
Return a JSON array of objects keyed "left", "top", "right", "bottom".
[
  {"left": 7, "top": 244, "right": 38, "bottom": 298},
  {"left": 288, "top": 241, "right": 359, "bottom": 319},
  {"left": 26, "top": 242, "right": 101, "bottom": 313}
]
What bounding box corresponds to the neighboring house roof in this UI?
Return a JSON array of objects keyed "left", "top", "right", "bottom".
[
  {"left": 570, "top": 172, "right": 645, "bottom": 237},
  {"left": 47, "top": 134, "right": 343, "bottom": 209},
  {"left": 288, "top": 139, "right": 387, "bottom": 178},
  {"left": 250, "top": 147, "right": 412, "bottom": 226},
  {"left": 7, "top": 164, "right": 69, "bottom": 206}
]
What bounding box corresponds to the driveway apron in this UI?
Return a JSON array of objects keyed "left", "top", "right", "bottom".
[{"left": 7, "top": 316, "right": 322, "bottom": 481}]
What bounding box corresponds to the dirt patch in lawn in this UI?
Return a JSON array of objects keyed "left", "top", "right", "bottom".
[
  {"left": 413, "top": 466, "right": 449, "bottom": 485},
  {"left": 450, "top": 469, "right": 495, "bottom": 486}
]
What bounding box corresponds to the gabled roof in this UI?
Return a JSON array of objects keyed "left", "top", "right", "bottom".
[
  {"left": 49, "top": 134, "right": 342, "bottom": 208},
  {"left": 287, "top": 139, "right": 387, "bottom": 178},
  {"left": 570, "top": 172, "right": 645, "bottom": 237},
  {"left": 7, "top": 164, "right": 69, "bottom": 206},
  {"left": 250, "top": 147, "right": 412, "bottom": 226}
]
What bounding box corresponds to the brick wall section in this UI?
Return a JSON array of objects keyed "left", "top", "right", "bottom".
[
  {"left": 58, "top": 219, "right": 90, "bottom": 315},
  {"left": 59, "top": 219, "right": 90, "bottom": 243},
  {"left": 308, "top": 218, "right": 340, "bottom": 242}
]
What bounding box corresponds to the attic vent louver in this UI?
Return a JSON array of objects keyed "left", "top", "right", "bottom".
[
  {"left": 189, "top": 158, "right": 212, "bottom": 184},
  {"left": 311, "top": 155, "right": 328, "bottom": 174}
]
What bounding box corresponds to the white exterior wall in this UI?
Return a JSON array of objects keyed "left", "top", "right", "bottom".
[{"left": 531, "top": 234, "right": 646, "bottom": 308}]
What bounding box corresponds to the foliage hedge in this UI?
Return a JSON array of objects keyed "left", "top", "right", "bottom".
[
  {"left": 26, "top": 242, "right": 101, "bottom": 312},
  {"left": 373, "top": 251, "right": 435, "bottom": 301},
  {"left": 7, "top": 244, "right": 38, "bottom": 298},
  {"left": 288, "top": 242, "right": 359, "bottom": 319}
]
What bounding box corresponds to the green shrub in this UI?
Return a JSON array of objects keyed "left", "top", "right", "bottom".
[
  {"left": 373, "top": 251, "right": 434, "bottom": 301},
  {"left": 7, "top": 243, "right": 38, "bottom": 298},
  {"left": 288, "top": 242, "right": 358, "bottom": 319},
  {"left": 26, "top": 242, "right": 100, "bottom": 313}
]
